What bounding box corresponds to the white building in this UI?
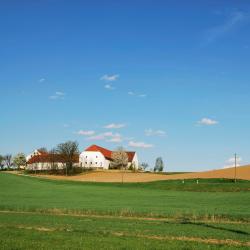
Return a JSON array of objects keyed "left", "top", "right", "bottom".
[
  {"left": 79, "top": 145, "right": 139, "bottom": 170},
  {"left": 26, "top": 149, "right": 79, "bottom": 170}
]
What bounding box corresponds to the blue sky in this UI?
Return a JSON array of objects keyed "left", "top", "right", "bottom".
[{"left": 1, "top": 1, "right": 250, "bottom": 171}]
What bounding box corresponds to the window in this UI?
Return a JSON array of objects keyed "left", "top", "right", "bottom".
[
  {"left": 85, "top": 156, "right": 87, "bottom": 158},
  {"left": 95, "top": 162, "right": 98, "bottom": 164},
  {"left": 85, "top": 162, "right": 87, "bottom": 164},
  {"left": 90, "top": 162, "right": 92, "bottom": 164},
  {"left": 96, "top": 156, "right": 98, "bottom": 158}
]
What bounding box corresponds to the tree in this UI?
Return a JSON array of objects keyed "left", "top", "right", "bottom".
[
  {"left": 56, "top": 141, "right": 79, "bottom": 175},
  {"left": 154, "top": 157, "right": 164, "bottom": 172},
  {"left": 4, "top": 154, "right": 12, "bottom": 169},
  {"left": 111, "top": 147, "right": 128, "bottom": 183},
  {"left": 13, "top": 153, "right": 26, "bottom": 170},
  {"left": 111, "top": 147, "right": 128, "bottom": 170},
  {"left": 48, "top": 148, "right": 58, "bottom": 171},
  {"left": 37, "top": 147, "right": 48, "bottom": 153},
  {"left": 0, "top": 155, "right": 4, "bottom": 170},
  {"left": 141, "top": 162, "right": 149, "bottom": 171}
]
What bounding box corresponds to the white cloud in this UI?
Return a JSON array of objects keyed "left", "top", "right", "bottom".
[
  {"left": 128, "top": 141, "right": 154, "bottom": 148},
  {"left": 204, "top": 11, "right": 249, "bottom": 44},
  {"left": 86, "top": 134, "right": 106, "bottom": 141},
  {"left": 49, "top": 91, "right": 65, "bottom": 100},
  {"left": 77, "top": 130, "right": 95, "bottom": 136},
  {"left": 100, "top": 74, "right": 119, "bottom": 81},
  {"left": 86, "top": 131, "right": 123, "bottom": 143},
  {"left": 197, "top": 118, "right": 218, "bottom": 126},
  {"left": 223, "top": 156, "right": 242, "bottom": 168},
  {"left": 107, "top": 136, "right": 123, "bottom": 143},
  {"left": 39, "top": 78, "right": 45, "bottom": 83},
  {"left": 128, "top": 91, "right": 147, "bottom": 98},
  {"left": 55, "top": 91, "right": 65, "bottom": 96},
  {"left": 145, "top": 129, "right": 166, "bottom": 137},
  {"left": 104, "top": 84, "right": 115, "bottom": 90},
  {"left": 104, "top": 123, "right": 126, "bottom": 129}
]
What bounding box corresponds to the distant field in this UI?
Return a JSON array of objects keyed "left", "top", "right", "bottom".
[
  {"left": 23, "top": 164, "right": 250, "bottom": 182},
  {"left": 0, "top": 173, "right": 250, "bottom": 249}
]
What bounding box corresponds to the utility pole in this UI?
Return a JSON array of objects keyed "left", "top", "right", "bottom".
[{"left": 234, "top": 153, "right": 237, "bottom": 183}]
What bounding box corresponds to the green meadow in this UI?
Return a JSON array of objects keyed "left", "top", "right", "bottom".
[{"left": 0, "top": 173, "right": 250, "bottom": 249}]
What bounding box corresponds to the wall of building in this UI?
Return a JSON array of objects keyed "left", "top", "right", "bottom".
[{"left": 79, "top": 151, "right": 110, "bottom": 169}]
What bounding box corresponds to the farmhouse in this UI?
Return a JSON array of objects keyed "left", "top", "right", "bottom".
[
  {"left": 79, "top": 144, "right": 139, "bottom": 170},
  {"left": 26, "top": 150, "right": 79, "bottom": 170}
]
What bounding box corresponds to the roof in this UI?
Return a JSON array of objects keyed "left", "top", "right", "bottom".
[
  {"left": 84, "top": 145, "right": 136, "bottom": 162},
  {"left": 27, "top": 153, "right": 79, "bottom": 164}
]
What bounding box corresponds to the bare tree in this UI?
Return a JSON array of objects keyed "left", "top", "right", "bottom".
[
  {"left": 4, "top": 154, "right": 12, "bottom": 169},
  {"left": 48, "top": 148, "right": 58, "bottom": 172},
  {"left": 56, "top": 141, "right": 79, "bottom": 175},
  {"left": 37, "top": 147, "right": 48, "bottom": 153},
  {"left": 0, "top": 155, "right": 4, "bottom": 170},
  {"left": 141, "top": 162, "right": 149, "bottom": 171}
]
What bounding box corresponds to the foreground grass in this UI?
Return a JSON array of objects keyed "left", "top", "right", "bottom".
[
  {"left": 0, "top": 173, "right": 250, "bottom": 249},
  {"left": 0, "top": 212, "right": 249, "bottom": 250}
]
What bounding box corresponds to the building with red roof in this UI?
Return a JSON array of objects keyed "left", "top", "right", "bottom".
[{"left": 79, "top": 145, "right": 139, "bottom": 169}]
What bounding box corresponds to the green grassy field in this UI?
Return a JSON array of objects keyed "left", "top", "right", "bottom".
[{"left": 0, "top": 172, "right": 250, "bottom": 249}]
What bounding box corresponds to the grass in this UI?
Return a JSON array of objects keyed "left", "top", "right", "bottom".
[{"left": 0, "top": 172, "right": 250, "bottom": 249}]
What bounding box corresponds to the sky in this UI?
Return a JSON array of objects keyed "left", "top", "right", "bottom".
[{"left": 1, "top": 0, "right": 250, "bottom": 171}]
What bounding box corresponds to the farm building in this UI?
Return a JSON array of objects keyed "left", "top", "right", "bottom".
[
  {"left": 79, "top": 144, "right": 139, "bottom": 169},
  {"left": 26, "top": 150, "right": 79, "bottom": 170}
]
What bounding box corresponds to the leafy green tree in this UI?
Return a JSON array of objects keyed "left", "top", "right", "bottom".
[
  {"left": 154, "top": 157, "right": 164, "bottom": 172},
  {"left": 56, "top": 141, "right": 79, "bottom": 175},
  {"left": 13, "top": 153, "right": 26, "bottom": 170}
]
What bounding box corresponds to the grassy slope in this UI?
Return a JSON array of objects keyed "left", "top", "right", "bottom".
[
  {"left": 0, "top": 173, "right": 250, "bottom": 220},
  {"left": 1, "top": 173, "right": 250, "bottom": 249}
]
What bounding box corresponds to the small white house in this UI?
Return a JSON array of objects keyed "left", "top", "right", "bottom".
[{"left": 79, "top": 145, "right": 139, "bottom": 170}]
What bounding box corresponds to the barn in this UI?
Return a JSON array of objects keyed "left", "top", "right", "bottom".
[{"left": 79, "top": 145, "right": 139, "bottom": 169}]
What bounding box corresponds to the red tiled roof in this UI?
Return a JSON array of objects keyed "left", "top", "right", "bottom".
[
  {"left": 84, "top": 145, "right": 136, "bottom": 162},
  {"left": 27, "top": 153, "right": 79, "bottom": 164}
]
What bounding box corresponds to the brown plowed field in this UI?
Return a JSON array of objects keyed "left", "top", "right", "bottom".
[{"left": 29, "top": 164, "right": 250, "bottom": 182}]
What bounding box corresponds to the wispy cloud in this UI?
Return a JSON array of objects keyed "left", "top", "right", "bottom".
[
  {"left": 224, "top": 156, "right": 242, "bottom": 168},
  {"left": 104, "top": 84, "right": 115, "bottom": 90},
  {"left": 128, "top": 91, "right": 147, "bottom": 98},
  {"left": 77, "top": 130, "right": 95, "bottom": 136},
  {"left": 100, "top": 74, "right": 119, "bottom": 81},
  {"left": 145, "top": 129, "right": 166, "bottom": 137},
  {"left": 87, "top": 134, "right": 106, "bottom": 141},
  {"left": 204, "top": 11, "right": 249, "bottom": 44},
  {"left": 39, "top": 78, "right": 45, "bottom": 83},
  {"left": 197, "top": 118, "right": 218, "bottom": 126},
  {"left": 49, "top": 91, "right": 65, "bottom": 100},
  {"left": 104, "top": 123, "right": 126, "bottom": 129},
  {"left": 86, "top": 131, "right": 123, "bottom": 143},
  {"left": 128, "top": 141, "right": 154, "bottom": 148}
]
